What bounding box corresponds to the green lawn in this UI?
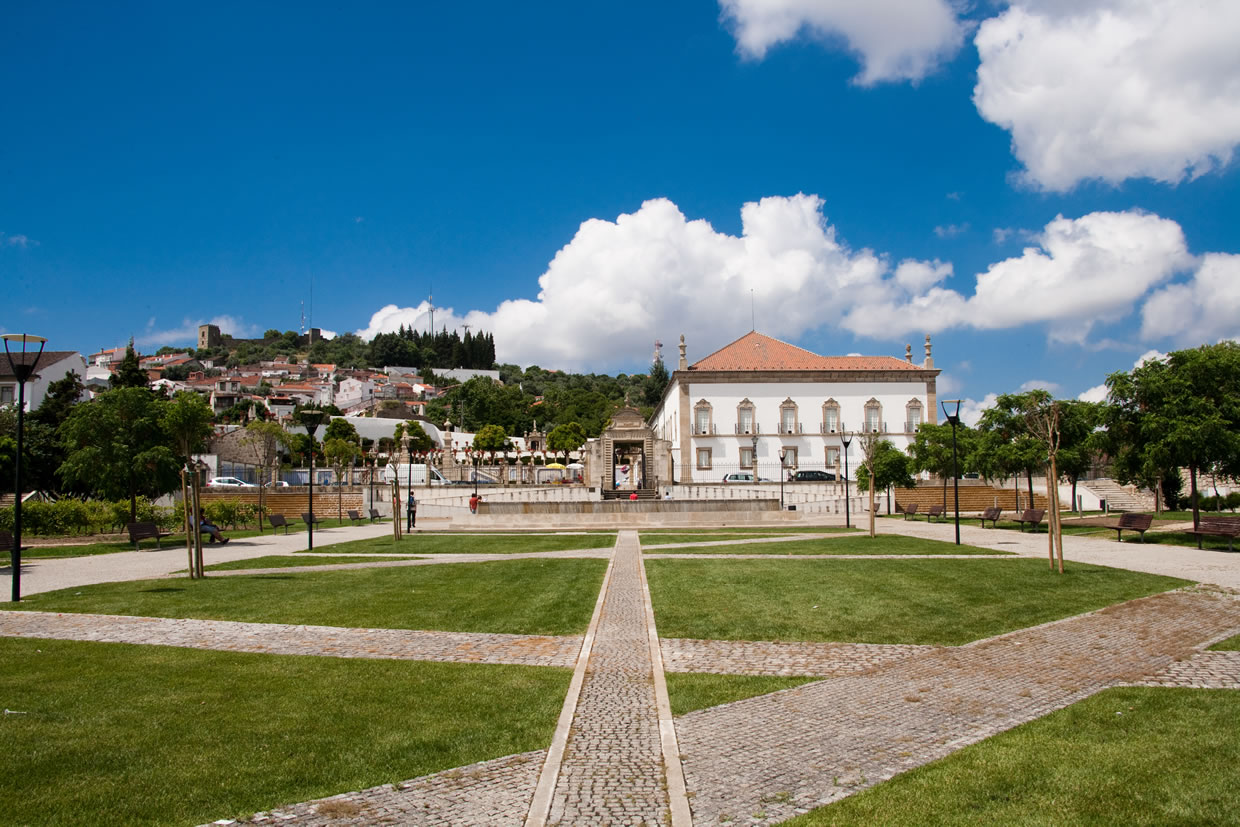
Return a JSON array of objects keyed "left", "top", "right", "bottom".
[
  {"left": 646, "top": 558, "right": 1189, "bottom": 645},
  {"left": 303, "top": 533, "right": 616, "bottom": 555},
  {"left": 640, "top": 528, "right": 855, "bottom": 545},
  {"left": 789, "top": 687, "right": 1240, "bottom": 826},
  {"left": 644, "top": 535, "right": 1008, "bottom": 555},
  {"left": 666, "top": 673, "right": 817, "bottom": 716},
  {"left": 12, "top": 558, "right": 608, "bottom": 636},
  {"left": 1209, "top": 633, "right": 1240, "bottom": 651},
  {"left": 0, "top": 637, "right": 568, "bottom": 827},
  {"left": 203, "top": 555, "right": 418, "bottom": 571}
]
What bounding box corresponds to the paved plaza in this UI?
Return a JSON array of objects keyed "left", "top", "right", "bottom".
[{"left": 2, "top": 517, "right": 1239, "bottom": 825}]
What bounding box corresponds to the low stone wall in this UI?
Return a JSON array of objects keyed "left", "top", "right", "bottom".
[
  {"left": 198, "top": 490, "right": 363, "bottom": 520},
  {"left": 478, "top": 499, "right": 780, "bottom": 515}
]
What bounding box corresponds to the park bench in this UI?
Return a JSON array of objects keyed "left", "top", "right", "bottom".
[
  {"left": 368, "top": 508, "right": 382, "bottom": 522},
  {"left": 127, "top": 521, "right": 172, "bottom": 550},
  {"left": 268, "top": 513, "right": 294, "bottom": 534},
  {"left": 347, "top": 509, "right": 365, "bottom": 525},
  {"left": 978, "top": 507, "right": 1002, "bottom": 528},
  {"left": 301, "top": 512, "right": 326, "bottom": 529},
  {"left": 925, "top": 504, "right": 945, "bottom": 522},
  {"left": 1102, "top": 512, "right": 1154, "bottom": 542},
  {"left": 902, "top": 503, "right": 920, "bottom": 521},
  {"left": 1013, "top": 509, "right": 1046, "bottom": 533},
  {"left": 0, "top": 529, "right": 30, "bottom": 553},
  {"left": 1185, "top": 515, "right": 1240, "bottom": 551}
]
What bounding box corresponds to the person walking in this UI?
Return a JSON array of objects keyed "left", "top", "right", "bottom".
[{"left": 407, "top": 491, "right": 417, "bottom": 530}]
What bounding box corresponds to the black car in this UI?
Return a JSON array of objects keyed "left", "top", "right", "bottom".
[{"left": 791, "top": 469, "right": 836, "bottom": 482}]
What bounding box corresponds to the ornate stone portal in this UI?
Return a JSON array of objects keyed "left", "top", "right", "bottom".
[{"left": 586, "top": 407, "right": 666, "bottom": 499}]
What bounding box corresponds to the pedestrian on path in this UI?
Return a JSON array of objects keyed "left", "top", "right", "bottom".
[{"left": 406, "top": 491, "right": 417, "bottom": 531}]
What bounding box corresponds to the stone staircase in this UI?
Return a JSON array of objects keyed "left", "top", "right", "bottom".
[
  {"left": 602, "top": 487, "right": 659, "bottom": 501},
  {"left": 1081, "top": 478, "right": 1155, "bottom": 512}
]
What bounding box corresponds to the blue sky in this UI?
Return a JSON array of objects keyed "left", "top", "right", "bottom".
[{"left": 4, "top": 0, "right": 1239, "bottom": 421}]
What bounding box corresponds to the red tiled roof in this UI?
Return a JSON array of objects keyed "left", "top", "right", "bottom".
[{"left": 689, "top": 332, "right": 923, "bottom": 372}]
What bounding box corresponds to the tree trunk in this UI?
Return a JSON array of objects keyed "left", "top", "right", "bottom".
[
  {"left": 1154, "top": 478, "right": 1163, "bottom": 515},
  {"left": 1014, "top": 476, "right": 1020, "bottom": 511},
  {"left": 182, "top": 469, "right": 195, "bottom": 579},
  {"left": 868, "top": 477, "right": 876, "bottom": 538},
  {"left": 942, "top": 474, "right": 947, "bottom": 511},
  {"left": 1026, "top": 469, "right": 1035, "bottom": 512},
  {"left": 191, "top": 473, "right": 204, "bottom": 578},
  {"left": 1070, "top": 476, "right": 1078, "bottom": 514},
  {"left": 1050, "top": 456, "right": 1063, "bottom": 573},
  {"left": 1190, "top": 463, "right": 1200, "bottom": 529}
]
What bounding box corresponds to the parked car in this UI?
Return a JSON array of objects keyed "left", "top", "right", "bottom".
[
  {"left": 263, "top": 480, "right": 290, "bottom": 488},
  {"left": 722, "top": 472, "right": 770, "bottom": 483},
  {"left": 790, "top": 470, "right": 836, "bottom": 482},
  {"left": 206, "top": 476, "right": 256, "bottom": 488}
]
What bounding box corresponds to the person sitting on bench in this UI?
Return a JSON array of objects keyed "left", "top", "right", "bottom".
[{"left": 198, "top": 512, "right": 230, "bottom": 544}]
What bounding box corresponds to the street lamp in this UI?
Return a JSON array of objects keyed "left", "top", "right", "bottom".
[
  {"left": 750, "top": 433, "right": 759, "bottom": 479},
  {"left": 778, "top": 448, "right": 787, "bottom": 510},
  {"left": 300, "top": 410, "right": 326, "bottom": 551},
  {"left": 472, "top": 449, "right": 479, "bottom": 498},
  {"left": 841, "top": 433, "right": 853, "bottom": 528},
  {"left": 941, "top": 399, "right": 963, "bottom": 545},
  {"left": 3, "top": 333, "right": 46, "bottom": 602}
]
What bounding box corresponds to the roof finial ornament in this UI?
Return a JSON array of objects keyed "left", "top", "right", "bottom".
[
  {"left": 678, "top": 334, "right": 687, "bottom": 371},
  {"left": 923, "top": 334, "right": 934, "bottom": 369},
  {"left": 905, "top": 343, "right": 913, "bottom": 363}
]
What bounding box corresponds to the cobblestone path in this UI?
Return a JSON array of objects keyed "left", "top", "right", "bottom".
[
  {"left": 533, "top": 531, "right": 683, "bottom": 826},
  {"left": 662, "top": 639, "right": 937, "bottom": 677},
  {"left": 0, "top": 611, "right": 580, "bottom": 667},
  {"left": 676, "top": 588, "right": 1240, "bottom": 824},
  {"left": 1138, "top": 649, "right": 1240, "bottom": 688}
]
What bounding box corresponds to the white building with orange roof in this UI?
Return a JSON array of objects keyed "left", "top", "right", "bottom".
[{"left": 649, "top": 331, "right": 940, "bottom": 483}]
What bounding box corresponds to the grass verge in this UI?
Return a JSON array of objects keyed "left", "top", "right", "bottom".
[
  {"left": 644, "top": 535, "right": 1007, "bottom": 555},
  {"left": 646, "top": 558, "right": 1188, "bottom": 645},
  {"left": 640, "top": 528, "right": 855, "bottom": 545},
  {"left": 0, "top": 637, "right": 568, "bottom": 827},
  {"left": 666, "top": 672, "right": 817, "bottom": 717},
  {"left": 788, "top": 687, "right": 1240, "bottom": 826},
  {"left": 12, "top": 558, "right": 608, "bottom": 636},
  {"left": 1209, "top": 633, "right": 1240, "bottom": 651},
  {"left": 301, "top": 533, "right": 616, "bottom": 555}
]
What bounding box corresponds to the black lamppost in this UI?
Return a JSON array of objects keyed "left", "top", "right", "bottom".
[
  {"left": 941, "top": 399, "right": 962, "bottom": 545},
  {"left": 472, "top": 449, "right": 479, "bottom": 498},
  {"left": 300, "top": 410, "right": 326, "bottom": 551},
  {"left": 750, "top": 433, "right": 759, "bottom": 480},
  {"left": 778, "top": 448, "right": 787, "bottom": 510},
  {"left": 3, "top": 333, "right": 46, "bottom": 603},
  {"left": 841, "top": 433, "right": 853, "bottom": 528}
]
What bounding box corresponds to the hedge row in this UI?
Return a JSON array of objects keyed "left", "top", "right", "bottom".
[{"left": 0, "top": 498, "right": 267, "bottom": 536}]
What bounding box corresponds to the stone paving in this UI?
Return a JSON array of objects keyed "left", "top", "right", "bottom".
[
  {"left": 675, "top": 587, "right": 1240, "bottom": 824},
  {"left": 541, "top": 531, "right": 672, "bottom": 826},
  {"left": 0, "top": 611, "right": 581, "bottom": 667},
  {"left": 1137, "top": 649, "right": 1240, "bottom": 689},
  {"left": 661, "top": 639, "right": 937, "bottom": 677}
]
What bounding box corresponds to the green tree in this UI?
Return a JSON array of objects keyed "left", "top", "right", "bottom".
[
  {"left": 1055, "top": 400, "right": 1103, "bottom": 513},
  {"left": 976, "top": 397, "right": 1046, "bottom": 511},
  {"left": 856, "top": 439, "right": 915, "bottom": 493},
  {"left": 643, "top": 359, "right": 671, "bottom": 406},
  {"left": 907, "top": 423, "right": 976, "bottom": 512},
  {"left": 324, "top": 417, "right": 361, "bottom": 446},
  {"left": 110, "top": 339, "right": 149, "bottom": 389},
  {"left": 547, "top": 422, "right": 587, "bottom": 465},
  {"left": 405, "top": 421, "right": 433, "bottom": 452},
  {"left": 244, "top": 420, "right": 289, "bottom": 530},
  {"left": 323, "top": 437, "right": 360, "bottom": 520},
  {"left": 59, "top": 387, "right": 180, "bottom": 521},
  {"left": 473, "top": 424, "right": 509, "bottom": 454},
  {"left": 1106, "top": 342, "right": 1240, "bottom": 528}
]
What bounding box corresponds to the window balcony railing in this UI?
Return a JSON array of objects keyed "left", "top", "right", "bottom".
[
  {"left": 864, "top": 421, "right": 887, "bottom": 434},
  {"left": 778, "top": 422, "right": 803, "bottom": 434},
  {"left": 693, "top": 423, "right": 717, "bottom": 435},
  {"left": 734, "top": 422, "right": 761, "bottom": 435},
  {"left": 819, "top": 421, "right": 846, "bottom": 434},
  {"left": 904, "top": 421, "right": 922, "bottom": 433}
]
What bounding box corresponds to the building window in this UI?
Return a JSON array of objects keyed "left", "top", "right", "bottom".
[
  {"left": 865, "top": 399, "right": 883, "bottom": 433},
  {"left": 906, "top": 400, "right": 923, "bottom": 433},
  {"left": 826, "top": 446, "right": 840, "bottom": 468},
  {"left": 779, "top": 397, "right": 798, "bottom": 434},
  {"left": 736, "top": 399, "right": 756, "bottom": 434},
  {"left": 780, "top": 447, "right": 798, "bottom": 468},
  {"left": 739, "top": 446, "right": 755, "bottom": 469},
  {"left": 0, "top": 385, "right": 13, "bottom": 405},
  {"left": 822, "top": 399, "right": 840, "bottom": 433},
  {"left": 696, "top": 448, "right": 712, "bottom": 469},
  {"left": 694, "top": 400, "right": 713, "bottom": 435}
]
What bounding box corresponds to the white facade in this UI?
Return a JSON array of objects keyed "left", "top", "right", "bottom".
[
  {"left": 0, "top": 351, "right": 89, "bottom": 411},
  {"left": 650, "top": 332, "right": 939, "bottom": 483}
]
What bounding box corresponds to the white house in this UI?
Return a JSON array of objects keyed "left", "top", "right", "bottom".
[
  {"left": 650, "top": 331, "right": 940, "bottom": 483},
  {"left": 0, "top": 350, "right": 89, "bottom": 411}
]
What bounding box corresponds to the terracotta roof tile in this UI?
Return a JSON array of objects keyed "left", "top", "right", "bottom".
[{"left": 689, "top": 332, "right": 922, "bottom": 372}]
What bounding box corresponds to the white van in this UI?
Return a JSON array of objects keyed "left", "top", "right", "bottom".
[{"left": 381, "top": 463, "right": 451, "bottom": 486}]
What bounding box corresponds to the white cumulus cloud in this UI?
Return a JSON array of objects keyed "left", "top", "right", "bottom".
[
  {"left": 720, "top": 0, "right": 967, "bottom": 84},
  {"left": 842, "top": 209, "right": 1194, "bottom": 343},
  {"left": 1078, "top": 384, "right": 1109, "bottom": 403},
  {"left": 959, "top": 393, "right": 998, "bottom": 427},
  {"left": 1140, "top": 253, "right": 1240, "bottom": 346},
  {"left": 973, "top": 0, "right": 1240, "bottom": 190}
]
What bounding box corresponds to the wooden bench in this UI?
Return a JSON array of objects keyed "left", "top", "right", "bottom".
[
  {"left": 347, "top": 509, "right": 365, "bottom": 525},
  {"left": 1102, "top": 512, "right": 1154, "bottom": 542},
  {"left": 925, "top": 504, "right": 945, "bottom": 522},
  {"left": 127, "top": 521, "right": 172, "bottom": 550},
  {"left": 1013, "top": 509, "right": 1046, "bottom": 533},
  {"left": 368, "top": 508, "right": 382, "bottom": 522},
  {"left": 902, "top": 503, "right": 920, "bottom": 521},
  {"left": 978, "top": 507, "right": 1002, "bottom": 528},
  {"left": 1186, "top": 515, "right": 1240, "bottom": 551},
  {"left": 268, "top": 513, "right": 295, "bottom": 534},
  {"left": 301, "top": 512, "right": 326, "bottom": 529},
  {"left": 0, "top": 529, "right": 30, "bottom": 553}
]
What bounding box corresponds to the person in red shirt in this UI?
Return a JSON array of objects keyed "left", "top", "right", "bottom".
[{"left": 469, "top": 493, "right": 480, "bottom": 514}]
